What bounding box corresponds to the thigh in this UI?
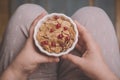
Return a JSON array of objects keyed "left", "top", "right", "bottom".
[
  {"left": 0, "top": 4, "right": 58, "bottom": 80},
  {"left": 58, "top": 7, "right": 120, "bottom": 80}
]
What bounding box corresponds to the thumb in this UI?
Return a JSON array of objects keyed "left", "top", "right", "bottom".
[
  {"left": 62, "top": 54, "right": 83, "bottom": 67},
  {"left": 37, "top": 54, "right": 60, "bottom": 63}
]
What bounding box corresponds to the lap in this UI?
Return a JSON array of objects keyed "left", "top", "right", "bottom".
[
  {"left": 58, "top": 7, "right": 120, "bottom": 80},
  {"left": 0, "top": 4, "right": 120, "bottom": 80},
  {"left": 0, "top": 4, "right": 58, "bottom": 80}
]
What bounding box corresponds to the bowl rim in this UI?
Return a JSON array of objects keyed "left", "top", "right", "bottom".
[{"left": 33, "top": 13, "right": 78, "bottom": 57}]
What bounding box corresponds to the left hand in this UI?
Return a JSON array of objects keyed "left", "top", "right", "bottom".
[{"left": 6, "top": 12, "right": 59, "bottom": 78}]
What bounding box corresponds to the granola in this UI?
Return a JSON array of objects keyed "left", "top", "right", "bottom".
[{"left": 36, "top": 15, "right": 76, "bottom": 53}]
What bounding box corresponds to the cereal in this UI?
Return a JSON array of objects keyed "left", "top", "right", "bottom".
[{"left": 36, "top": 15, "right": 76, "bottom": 54}]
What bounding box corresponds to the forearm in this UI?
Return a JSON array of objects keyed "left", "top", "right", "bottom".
[
  {"left": 93, "top": 66, "right": 119, "bottom": 80},
  {"left": 97, "top": 71, "right": 119, "bottom": 80},
  {"left": 0, "top": 65, "right": 27, "bottom": 80}
]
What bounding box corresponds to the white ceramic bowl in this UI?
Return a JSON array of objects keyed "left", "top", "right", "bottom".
[{"left": 34, "top": 13, "right": 78, "bottom": 57}]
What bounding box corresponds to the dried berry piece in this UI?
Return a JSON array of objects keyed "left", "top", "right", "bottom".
[
  {"left": 56, "top": 23, "right": 61, "bottom": 29},
  {"left": 64, "top": 26, "right": 68, "bottom": 30},
  {"left": 65, "top": 36, "right": 70, "bottom": 41},
  {"left": 54, "top": 16, "right": 59, "bottom": 20},
  {"left": 59, "top": 42, "right": 64, "bottom": 47},
  {"left": 58, "top": 40, "right": 64, "bottom": 47},
  {"left": 51, "top": 42, "right": 56, "bottom": 47},
  {"left": 50, "top": 28, "right": 54, "bottom": 33},
  {"left": 57, "top": 34, "right": 64, "bottom": 39},
  {"left": 41, "top": 41, "right": 48, "bottom": 45}
]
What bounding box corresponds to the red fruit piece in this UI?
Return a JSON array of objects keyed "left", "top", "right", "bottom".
[
  {"left": 64, "top": 26, "right": 68, "bottom": 30},
  {"left": 65, "top": 36, "right": 70, "bottom": 41},
  {"left": 59, "top": 43, "right": 64, "bottom": 47},
  {"left": 54, "top": 16, "right": 59, "bottom": 19},
  {"left": 41, "top": 41, "right": 48, "bottom": 45},
  {"left": 56, "top": 23, "right": 61, "bottom": 29},
  {"left": 50, "top": 28, "right": 54, "bottom": 33},
  {"left": 51, "top": 42, "right": 56, "bottom": 47},
  {"left": 57, "top": 34, "right": 64, "bottom": 39}
]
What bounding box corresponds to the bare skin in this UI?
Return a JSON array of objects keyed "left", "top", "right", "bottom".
[
  {"left": 62, "top": 21, "right": 119, "bottom": 80},
  {"left": 0, "top": 12, "right": 60, "bottom": 80},
  {"left": 0, "top": 13, "right": 119, "bottom": 80}
]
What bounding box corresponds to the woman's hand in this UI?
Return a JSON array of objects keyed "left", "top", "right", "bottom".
[
  {"left": 62, "top": 21, "right": 119, "bottom": 80},
  {"left": 11, "top": 12, "right": 59, "bottom": 74},
  {"left": 0, "top": 12, "right": 59, "bottom": 80}
]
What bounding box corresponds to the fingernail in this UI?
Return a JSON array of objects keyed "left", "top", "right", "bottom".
[
  {"left": 55, "top": 58, "right": 60, "bottom": 62},
  {"left": 42, "top": 11, "right": 47, "bottom": 15}
]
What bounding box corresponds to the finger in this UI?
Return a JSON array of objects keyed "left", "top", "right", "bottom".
[
  {"left": 29, "top": 11, "right": 47, "bottom": 38},
  {"left": 75, "top": 20, "right": 95, "bottom": 49},
  {"left": 62, "top": 54, "right": 83, "bottom": 66},
  {"left": 75, "top": 44, "right": 82, "bottom": 52},
  {"left": 47, "top": 57, "right": 60, "bottom": 63},
  {"left": 78, "top": 35, "right": 82, "bottom": 45},
  {"left": 37, "top": 54, "right": 60, "bottom": 63}
]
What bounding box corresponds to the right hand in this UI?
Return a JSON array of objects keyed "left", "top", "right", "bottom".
[{"left": 62, "top": 21, "right": 119, "bottom": 80}]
